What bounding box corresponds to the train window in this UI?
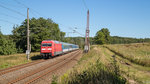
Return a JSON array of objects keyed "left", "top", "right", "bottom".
[
  {"left": 42, "top": 44, "right": 47, "bottom": 47},
  {"left": 42, "top": 43, "right": 52, "bottom": 47},
  {"left": 47, "top": 43, "right": 52, "bottom": 46}
]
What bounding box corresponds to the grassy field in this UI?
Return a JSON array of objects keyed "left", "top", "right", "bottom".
[
  {"left": 104, "top": 43, "right": 150, "bottom": 67},
  {"left": 100, "top": 45, "right": 150, "bottom": 84},
  {"left": 57, "top": 44, "right": 150, "bottom": 84},
  {"left": 0, "top": 52, "right": 40, "bottom": 70},
  {"left": 1, "top": 43, "right": 149, "bottom": 84},
  {"left": 58, "top": 46, "right": 126, "bottom": 84}
]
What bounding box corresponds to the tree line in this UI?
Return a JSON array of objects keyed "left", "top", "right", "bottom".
[
  {"left": 0, "top": 18, "right": 150, "bottom": 55},
  {"left": 93, "top": 28, "right": 150, "bottom": 45},
  {"left": 110, "top": 36, "right": 150, "bottom": 44},
  {"left": 0, "top": 32, "right": 17, "bottom": 55},
  {"left": 0, "top": 17, "right": 66, "bottom": 55},
  {"left": 12, "top": 17, "right": 65, "bottom": 52}
]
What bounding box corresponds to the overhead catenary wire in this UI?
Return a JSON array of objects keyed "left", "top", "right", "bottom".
[
  {"left": 0, "top": 19, "right": 16, "bottom": 24},
  {"left": 69, "top": 27, "right": 85, "bottom": 36},
  {"left": 0, "top": 12, "right": 22, "bottom": 21},
  {"left": 59, "top": 23, "right": 85, "bottom": 37},
  {"left": 30, "top": 8, "right": 48, "bottom": 18},
  {"left": 0, "top": 0, "right": 25, "bottom": 9},
  {"left": 13, "top": 0, "right": 83, "bottom": 37},
  {"left": 29, "top": 10, "right": 38, "bottom": 18},
  {"left": 13, "top": 0, "right": 47, "bottom": 18},
  {"left": 13, "top": 0, "right": 38, "bottom": 17},
  {"left": 82, "top": 0, "right": 89, "bottom": 10},
  {"left": 0, "top": 4, "right": 26, "bottom": 17},
  {"left": 13, "top": 0, "right": 28, "bottom": 8}
]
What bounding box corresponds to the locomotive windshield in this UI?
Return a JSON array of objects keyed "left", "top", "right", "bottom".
[
  {"left": 47, "top": 43, "right": 52, "bottom": 46},
  {"left": 42, "top": 43, "right": 52, "bottom": 47}
]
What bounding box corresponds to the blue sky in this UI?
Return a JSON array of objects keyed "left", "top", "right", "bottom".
[{"left": 0, "top": 0, "right": 150, "bottom": 38}]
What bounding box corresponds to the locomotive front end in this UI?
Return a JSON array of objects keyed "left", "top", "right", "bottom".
[{"left": 40, "top": 41, "right": 53, "bottom": 59}]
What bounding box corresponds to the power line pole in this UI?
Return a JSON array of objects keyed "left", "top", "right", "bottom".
[
  {"left": 26, "top": 8, "right": 30, "bottom": 60},
  {"left": 84, "top": 10, "right": 90, "bottom": 53}
]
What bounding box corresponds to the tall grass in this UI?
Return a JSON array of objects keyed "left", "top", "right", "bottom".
[
  {"left": 0, "top": 52, "right": 40, "bottom": 69},
  {"left": 101, "top": 46, "right": 150, "bottom": 84},
  {"left": 104, "top": 43, "right": 150, "bottom": 67},
  {"left": 60, "top": 46, "right": 126, "bottom": 84}
]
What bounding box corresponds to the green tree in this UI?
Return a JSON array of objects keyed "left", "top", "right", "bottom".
[
  {"left": 94, "top": 28, "right": 111, "bottom": 44},
  {"left": 110, "top": 36, "right": 150, "bottom": 44},
  {"left": 0, "top": 31, "right": 17, "bottom": 55},
  {"left": 12, "top": 17, "right": 65, "bottom": 52}
]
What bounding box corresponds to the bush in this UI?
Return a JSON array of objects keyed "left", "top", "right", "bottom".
[
  {"left": 59, "top": 46, "right": 126, "bottom": 84},
  {"left": 0, "top": 33, "right": 17, "bottom": 55},
  {"left": 61, "top": 60, "right": 126, "bottom": 84}
]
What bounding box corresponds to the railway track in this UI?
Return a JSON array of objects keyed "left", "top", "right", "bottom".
[
  {"left": 0, "top": 50, "right": 77, "bottom": 76},
  {"left": 26, "top": 50, "right": 81, "bottom": 84},
  {"left": 0, "top": 59, "right": 45, "bottom": 76},
  {"left": 6, "top": 50, "right": 81, "bottom": 84}
]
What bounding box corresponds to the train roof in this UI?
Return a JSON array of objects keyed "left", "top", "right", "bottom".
[{"left": 42, "top": 40, "right": 78, "bottom": 46}]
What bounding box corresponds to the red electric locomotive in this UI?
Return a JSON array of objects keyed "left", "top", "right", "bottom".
[
  {"left": 40, "top": 40, "right": 62, "bottom": 58},
  {"left": 40, "top": 40, "right": 79, "bottom": 59}
]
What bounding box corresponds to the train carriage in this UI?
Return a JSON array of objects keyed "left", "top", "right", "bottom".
[{"left": 40, "top": 40, "right": 79, "bottom": 59}]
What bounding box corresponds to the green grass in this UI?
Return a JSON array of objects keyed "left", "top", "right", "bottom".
[
  {"left": 0, "top": 52, "right": 40, "bottom": 69},
  {"left": 101, "top": 44, "right": 150, "bottom": 84},
  {"left": 104, "top": 43, "right": 150, "bottom": 67},
  {"left": 58, "top": 44, "right": 150, "bottom": 84},
  {"left": 59, "top": 46, "right": 126, "bottom": 84}
]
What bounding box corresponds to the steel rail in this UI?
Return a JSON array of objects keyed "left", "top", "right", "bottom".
[
  {"left": 0, "top": 59, "right": 45, "bottom": 76},
  {"left": 0, "top": 50, "right": 78, "bottom": 76},
  {"left": 7, "top": 50, "right": 80, "bottom": 84},
  {"left": 25, "top": 50, "right": 81, "bottom": 84}
]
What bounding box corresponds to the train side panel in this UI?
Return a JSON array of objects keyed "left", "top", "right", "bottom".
[
  {"left": 54, "top": 43, "right": 63, "bottom": 56},
  {"left": 62, "top": 44, "right": 69, "bottom": 53}
]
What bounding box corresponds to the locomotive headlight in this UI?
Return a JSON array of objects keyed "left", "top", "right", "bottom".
[
  {"left": 48, "top": 48, "right": 52, "bottom": 50},
  {"left": 42, "top": 48, "right": 46, "bottom": 50}
]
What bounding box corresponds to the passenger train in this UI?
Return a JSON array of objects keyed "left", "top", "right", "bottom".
[{"left": 40, "top": 40, "right": 79, "bottom": 58}]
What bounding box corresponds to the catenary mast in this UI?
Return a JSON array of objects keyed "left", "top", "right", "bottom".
[{"left": 84, "top": 10, "right": 90, "bottom": 52}]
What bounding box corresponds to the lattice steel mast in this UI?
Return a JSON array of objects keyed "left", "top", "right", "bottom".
[{"left": 84, "top": 10, "right": 90, "bottom": 52}]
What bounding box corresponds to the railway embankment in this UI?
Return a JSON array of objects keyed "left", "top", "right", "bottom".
[
  {"left": 104, "top": 43, "right": 150, "bottom": 67},
  {"left": 101, "top": 44, "right": 150, "bottom": 84},
  {"left": 59, "top": 46, "right": 126, "bottom": 84}
]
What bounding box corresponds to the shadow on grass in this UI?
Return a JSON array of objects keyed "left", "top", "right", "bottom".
[{"left": 30, "top": 55, "right": 42, "bottom": 60}]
